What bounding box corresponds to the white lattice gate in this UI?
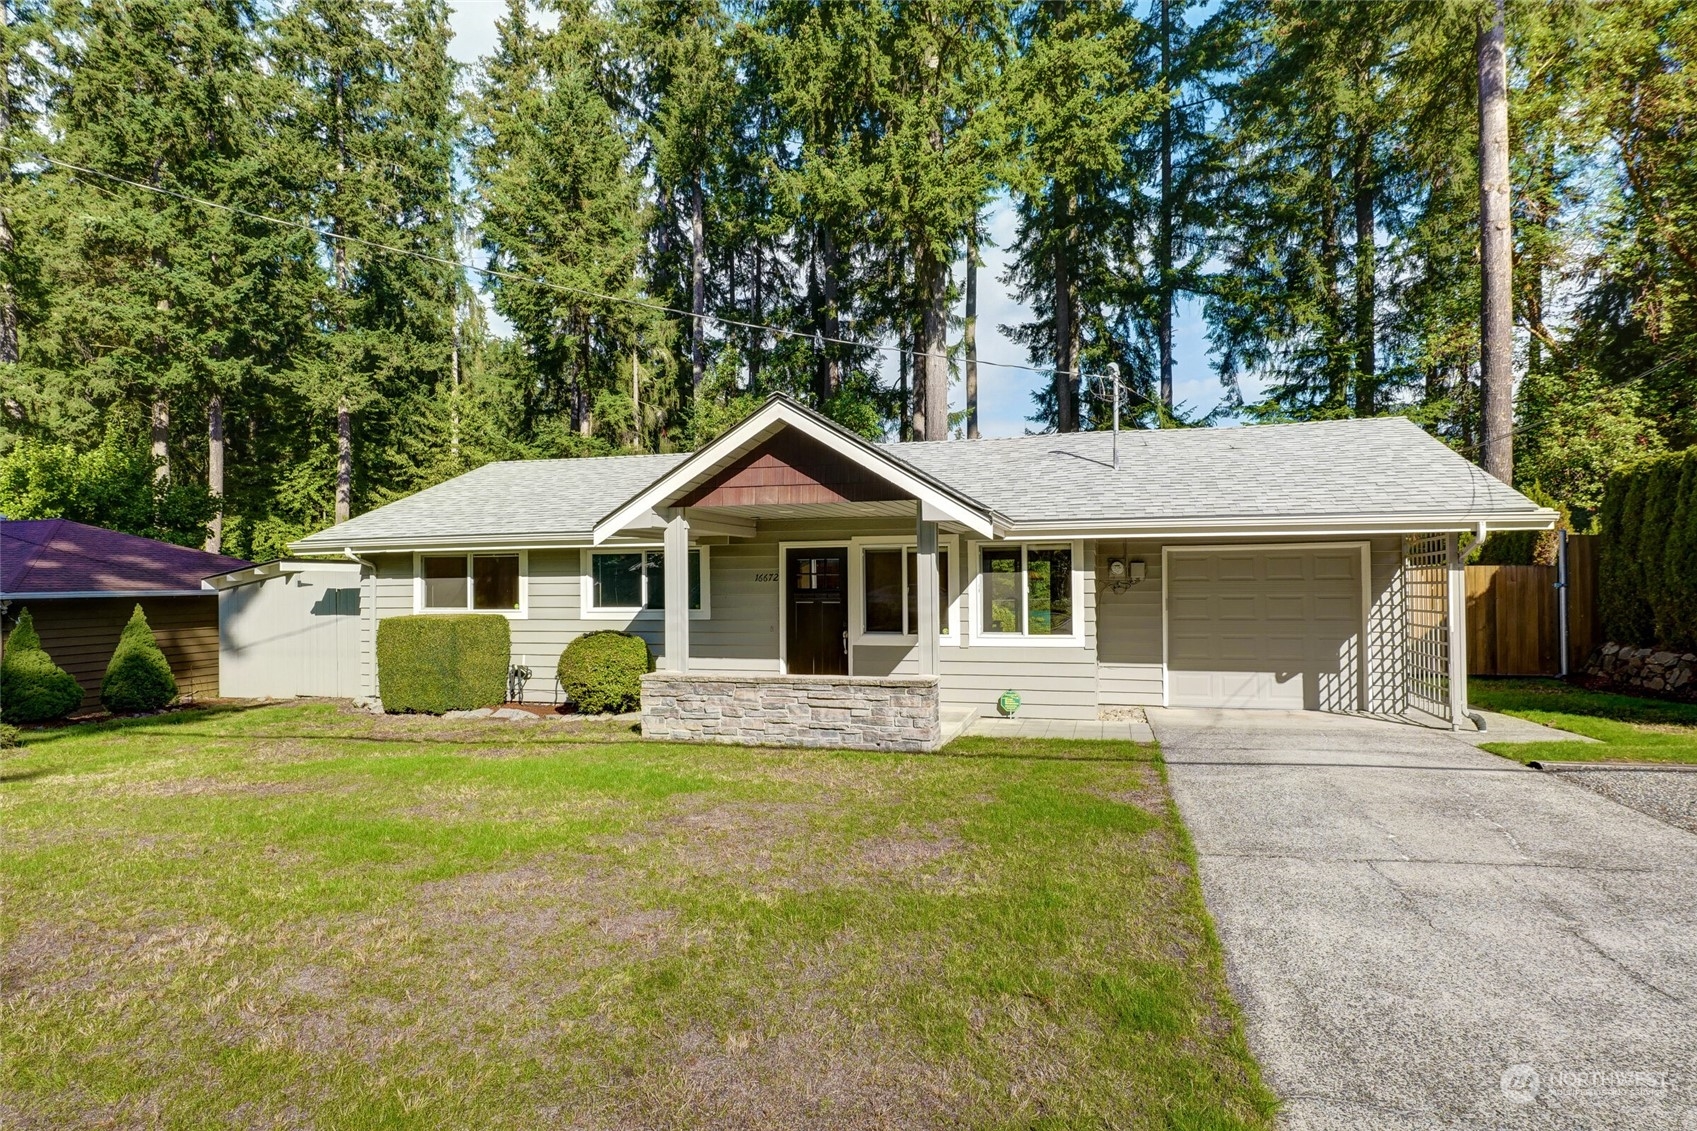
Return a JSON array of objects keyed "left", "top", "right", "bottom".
[{"left": 1402, "top": 533, "right": 1452, "bottom": 722}]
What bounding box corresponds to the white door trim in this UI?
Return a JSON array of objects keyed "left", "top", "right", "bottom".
[{"left": 1161, "top": 540, "right": 1372, "bottom": 711}]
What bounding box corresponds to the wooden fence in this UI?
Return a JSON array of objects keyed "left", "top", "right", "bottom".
[{"left": 1465, "top": 534, "right": 1602, "bottom": 677}]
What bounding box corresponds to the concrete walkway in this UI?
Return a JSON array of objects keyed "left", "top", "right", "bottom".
[
  {"left": 963, "top": 716, "right": 1155, "bottom": 743},
  {"left": 1151, "top": 707, "right": 1697, "bottom": 1131}
]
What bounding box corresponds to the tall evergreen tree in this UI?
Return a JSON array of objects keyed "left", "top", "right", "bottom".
[
  {"left": 469, "top": 0, "right": 653, "bottom": 451},
  {"left": 271, "top": 0, "right": 458, "bottom": 525},
  {"left": 1004, "top": 0, "right": 1155, "bottom": 432}
]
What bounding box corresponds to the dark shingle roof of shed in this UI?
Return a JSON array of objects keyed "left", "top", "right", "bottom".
[{"left": 1, "top": 518, "right": 251, "bottom": 596}]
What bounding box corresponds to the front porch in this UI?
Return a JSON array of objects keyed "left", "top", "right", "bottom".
[{"left": 639, "top": 671, "right": 966, "bottom": 752}]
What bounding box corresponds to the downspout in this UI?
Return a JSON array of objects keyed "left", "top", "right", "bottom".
[{"left": 345, "top": 548, "right": 378, "bottom": 703}]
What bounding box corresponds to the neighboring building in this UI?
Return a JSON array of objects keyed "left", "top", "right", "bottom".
[
  {"left": 286, "top": 395, "right": 1555, "bottom": 749},
  {"left": 203, "top": 559, "right": 366, "bottom": 700},
  {"left": 0, "top": 518, "right": 251, "bottom": 708}
]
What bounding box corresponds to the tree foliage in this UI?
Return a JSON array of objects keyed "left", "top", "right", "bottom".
[{"left": 0, "top": 0, "right": 1691, "bottom": 544}]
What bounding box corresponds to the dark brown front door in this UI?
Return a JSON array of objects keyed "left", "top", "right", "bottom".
[{"left": 786, "top": 548, "right": 848, "bottom": 675}]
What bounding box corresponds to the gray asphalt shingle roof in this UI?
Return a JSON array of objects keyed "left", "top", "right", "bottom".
[
  {"left": 293, "top": 451, "right": 689, "bottom": 550},
  {"left": 293, "top": 411, "right": 1544, "bottom": 551},
  {"left": 889, "top": 415, "right": 1538, "bottom": 524}
]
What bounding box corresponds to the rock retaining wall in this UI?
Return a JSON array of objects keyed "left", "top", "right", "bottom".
[
  {"left": 1586, "top": 643, "right": 1697, "bottom": 699},
  {"left": 641, "top": 672, "right": 942, "bottom": 751}
]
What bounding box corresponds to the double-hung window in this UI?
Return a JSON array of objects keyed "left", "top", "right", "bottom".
[
  {"left": 861, "top": 546, "right": 949, "bottom": 637},
  {"left": 979, "top": 544, "right": 1074, "bottom": 637},
  {"left": 417, "top": 553, "right": 523, "bottom": 614},
  {"left": 586, "top": 548, "right": 705, "bottom": 615}
]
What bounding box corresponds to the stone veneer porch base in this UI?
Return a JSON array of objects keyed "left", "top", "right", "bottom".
[{"left": 640, "top": 672, "right": 943, "bottom": 752}]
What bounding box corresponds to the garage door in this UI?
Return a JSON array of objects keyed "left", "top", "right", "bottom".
[{"left": 1167, "top": 546, "right": 1363, "bottom": 710}]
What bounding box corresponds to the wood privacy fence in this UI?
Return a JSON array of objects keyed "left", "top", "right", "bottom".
[{"left": 1465, "top": 534, "right": 1602, "bottom": 677}]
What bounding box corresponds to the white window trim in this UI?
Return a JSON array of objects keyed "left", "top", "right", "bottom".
[
  {"left": 849, "top": 535, "right": 961, "bottom": 648},
  {"left": 966, "top": 539, "right": 1087, "bottom": 647},
  {"left": 411, "top": 550, "right": 529, "bottom": 619},
  {"left": 580, "top": 544, "right": 711, "bottom": 621}
]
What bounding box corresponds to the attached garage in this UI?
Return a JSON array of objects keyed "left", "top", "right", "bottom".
[{"left": 1165, "top": 544, "right": 1366, "bottom": 711}]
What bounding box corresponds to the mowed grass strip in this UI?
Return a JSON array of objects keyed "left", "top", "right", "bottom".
[
  {"left": 2, "top": 703, "right": 1275, "bottom": 1130},
  {"left": 1471, "top": 678, "right": 1697, "bottom": 764}
]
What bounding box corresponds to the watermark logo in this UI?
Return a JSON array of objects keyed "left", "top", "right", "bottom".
[{"left": 1501, "top": 1064, "right": 1540, "bottom": 1105}]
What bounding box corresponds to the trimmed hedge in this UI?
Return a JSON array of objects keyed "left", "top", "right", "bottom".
[
  {"left": 102, "top": 605, "right": 178, "bottom": 712},
  {"left": 1, "top": 608, "right": 84, "bottom": 724},
  {"left": 1598, "top": 448, "right": 1697, "bottom": 651},
  {"left": 557, "top": 631, "right": 651, "bottom": 714},
  {"left": 377, "top": 614, "right": 510, "bottom": 714}
]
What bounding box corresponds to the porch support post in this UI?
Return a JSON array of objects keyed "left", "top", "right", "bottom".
[
  {"left": 1446, "top": 531, "right": 1468, "bottom": 728},
  {"left": 916, "top": 503, "right": 940, "bottom": 677},
  {"left": 663, "top": 508, "right": 690, "bottom": 673}
]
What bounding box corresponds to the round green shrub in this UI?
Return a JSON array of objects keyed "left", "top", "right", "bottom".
[
  {"left": 101, "top": 605, "right": 178, "bottom": 713},
  {"left": 1, "top": 609, "right": 84, "bottom": 724},
  {"left": 557, "top": 631, "right": 651, "bottom": 714},
  {"left": 0, "top": 723, "right": 20, "bottom": 748}
]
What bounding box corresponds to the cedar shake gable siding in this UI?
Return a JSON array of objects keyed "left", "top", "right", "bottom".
[{"left": 676, "top": 430, "right": 912, "bottom": 509}]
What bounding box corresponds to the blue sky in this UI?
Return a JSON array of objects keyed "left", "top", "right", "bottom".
[{"left": 443, "top": 4, "right": 1240, "bottom": 436}]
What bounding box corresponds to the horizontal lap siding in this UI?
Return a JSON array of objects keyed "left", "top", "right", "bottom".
[
  {"left": 944, "top": 537, "right": 1098, "bottom": 721},
  {"left": 691, "top": 538, "right": 780, "bottom": 673},
  {"left": 1094, "top": 541, "right": 1165, "bottom": 707},
  {"left": 5, "top": 596, "right": 219, "bottom": 708},
  {"left": 370, "top": 550, "right": 661, "bottom": 704}
]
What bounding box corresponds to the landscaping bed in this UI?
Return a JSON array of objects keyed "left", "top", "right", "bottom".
[{"left": 0, "top": 702, "right": 1274, "bottom": 1129}]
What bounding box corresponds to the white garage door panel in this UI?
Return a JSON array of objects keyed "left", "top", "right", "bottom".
[{"left": 1167, "top": 547, "right": 1362, "bottom": 710}]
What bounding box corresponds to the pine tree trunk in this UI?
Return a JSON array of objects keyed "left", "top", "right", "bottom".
[
  {"left": 1478, "top": 0, "right": 1514, "bottom": 484},
  {"left": 1053, "top": 197, "right": 1077, "bottom": 433},
  {"left": 820, "top": 225, "right": 841, "bottom": 402},
  {"left": 898, "top": 319, "right": 911, "bottom": 443},
  {"left": 1353, "top": 130, "right": 1376, "bottom": 417},
  {"left": 1157, "top": 0, "right": 1174, "bottom": 412},
  {"left": 921, "top": 249, "right": 948, "bottom": 441},
  {"left": 332, "top": 69, "right": 353, "bottom": 525},
  {"left": 1319, "top": 143, "right": 1344, "bottom": 409},
  {"left": 151, "top": 399, "right": 170, "bottom": 483},
  {"left": 449, "top": 317, "right": 461, "bottom": 462},
  {"left": 579, "top": 332, "right": 593, "bottom": 437},
  {"left": 965, "top": 218, "right": 979, "bottom": 440},
  {"left": 0, "top": 195, "right": 15, "bottom": 366},
  {"left": 691, "top": 173, "right": 706, "bottom": 393},
  {"left": 205, "top": 395, "right": 224, "bottom": 553},
  {"left": 335, "top": 397, "right": 352, "bottom": 523},
  {"left": 750, "top": 243, "right": 764, "bottom": 391},
  {"left": 631, "top": 349, "right": 641, "bottom": 448}
]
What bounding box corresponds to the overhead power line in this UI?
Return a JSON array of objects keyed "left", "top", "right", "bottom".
[{"left": 4, "top": 143, "right": 1117, "bottom": 383}]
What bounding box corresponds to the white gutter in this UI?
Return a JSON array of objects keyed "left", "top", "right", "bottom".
[{"left": 1000, "top": 511, "right": 1551, "bottom": 541}]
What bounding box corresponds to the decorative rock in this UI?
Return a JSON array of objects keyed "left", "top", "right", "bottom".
[{"left": 1585, "top": 642, "right": 1697, "bottom": 702}]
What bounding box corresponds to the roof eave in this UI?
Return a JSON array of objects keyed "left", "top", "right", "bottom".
[{"left": 995, "top": 508, "right": 1560, "bottom": 540}]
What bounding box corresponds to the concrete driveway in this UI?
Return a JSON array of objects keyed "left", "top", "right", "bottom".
[{"left": 1151, "top": 708, "right": 1697, "bottom": 1131}]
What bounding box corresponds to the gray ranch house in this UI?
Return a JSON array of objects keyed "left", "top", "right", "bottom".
[{"left": 288, "top": 395, "right": 1555, "bottom": 750}]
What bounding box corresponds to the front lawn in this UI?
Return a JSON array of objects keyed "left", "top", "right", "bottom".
[
  {"left": 1471, "top": 678, "right": 1697, "bottom": 765},
  {"left": 1, "top": 704, "right": 1275, "bottom": 1130}
]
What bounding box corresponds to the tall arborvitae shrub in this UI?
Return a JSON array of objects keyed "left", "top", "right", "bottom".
[
  {"left": 0, "top": 609, "right": 85, "bottom": 723},
  {"left": 101, "top": 605, "right": 178, "bottom": 712},
  {"left": 1599, "top": 450, "right": 1697, "bottom": 651},
  {"left": 1662, "top": 457, "right": 1697, "bottom": 652}
]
